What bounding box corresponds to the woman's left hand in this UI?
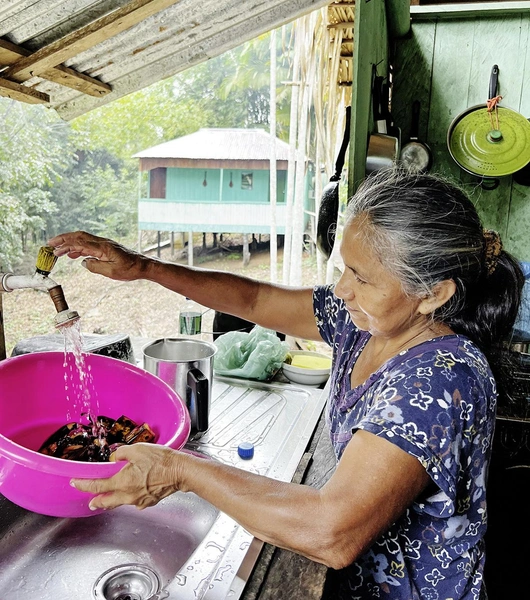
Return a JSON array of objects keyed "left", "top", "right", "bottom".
[{"left": 71, "top": 443, "right": 182, "bottom": 511}]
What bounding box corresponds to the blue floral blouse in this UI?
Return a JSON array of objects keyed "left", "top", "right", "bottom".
[{"left": 313, "top": 285, "right": 495, "bottom": 600}]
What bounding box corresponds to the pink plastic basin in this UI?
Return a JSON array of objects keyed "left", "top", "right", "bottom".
[{"left": 0, "top": 351, "right": 190, "bottom": 517}]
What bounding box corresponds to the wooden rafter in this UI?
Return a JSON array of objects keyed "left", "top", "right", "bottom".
[
  {"left": 0, "top": 39, "right": 111, "bottom": 98},
  {"left": 327, "top": 21, "right": 355, "bottom": 29},
  {"left": 4, "top": 0, "right": 181, "bottom": 82},
  {"left": 0, "top": 77, "right": 49, "bottom": 104}
]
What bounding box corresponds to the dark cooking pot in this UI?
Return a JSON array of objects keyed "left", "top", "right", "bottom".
[{"left": 447, "top": 65, "right": 530, "bottom": 182}]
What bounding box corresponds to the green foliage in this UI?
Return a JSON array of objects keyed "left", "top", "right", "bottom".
[
  {"left": 70, "top": 78, "right": 207, "bottom": 162},
  {"left": 0, "top": 100, "right": 71, "bottom": 268},
  {"left": 46, "top": 149, "right": 137, "bottom": 238},
  {"left": 0, "top": 30, "right": 296, "bottom": 270}
]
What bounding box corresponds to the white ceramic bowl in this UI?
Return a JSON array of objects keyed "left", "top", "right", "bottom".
[{"left": 282, "top": 350, "right": 332, "bottom": 386}]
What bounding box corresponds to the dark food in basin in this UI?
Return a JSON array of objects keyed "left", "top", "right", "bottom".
[{"left": 38, "top": 415, "right": 157, "bottom": 462}]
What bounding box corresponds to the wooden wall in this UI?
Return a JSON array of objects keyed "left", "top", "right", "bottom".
[
  {"left": 348, "top": 0, "right": 390, "bottom": 196},
  {"left": 392, "top": 9, "right": 530, "bottom": 260}
]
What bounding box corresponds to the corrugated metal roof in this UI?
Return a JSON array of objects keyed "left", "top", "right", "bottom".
[
  {"left": 0, "top": 0, "right": 331, "bottom": 120},
  {"left": 134, "top": 128, "right": 292, "bottom": 161}
]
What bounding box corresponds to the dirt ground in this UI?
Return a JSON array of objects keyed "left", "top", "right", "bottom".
[{"left": 2, "top": 243, "right": 332, "bottom": 358}]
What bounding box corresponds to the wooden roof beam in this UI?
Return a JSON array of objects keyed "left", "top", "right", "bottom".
[
  {"left": 0, "top": 77, "right": 49, "bottom": 104},
  {"left": 0, "top": 38, "right": 111, "bottom": 97},
  {"left": 4, "top": 0, "right": 181, "bottom": 82}
]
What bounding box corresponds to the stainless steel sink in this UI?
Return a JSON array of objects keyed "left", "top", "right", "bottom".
[
  {"left": 0, "top": 376, "right": 326, "bottom": 600},
  {"left": 0, "top": 492, "right": 219, "bottom": 599}
]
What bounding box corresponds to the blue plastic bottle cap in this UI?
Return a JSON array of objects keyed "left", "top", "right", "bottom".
[{"left": 238, "top": 442, "right": 254, "bottom": 459}]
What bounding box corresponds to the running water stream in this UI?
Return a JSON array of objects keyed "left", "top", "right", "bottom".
[{"left": 60, "top": 319, "right": 102, "bottom": 437}]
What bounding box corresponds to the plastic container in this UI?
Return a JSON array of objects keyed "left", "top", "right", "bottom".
[
  {"left": 282, "top": 351, "right": 332, "bottom": 386},
  {"left": 179, "top": 297, "right": 203, "bottom": 336},
  {"left": 0, "top": 352, "right": 190, "bottom": 517}
]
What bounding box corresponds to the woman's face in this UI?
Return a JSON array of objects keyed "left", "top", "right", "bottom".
[{"left": 335, "top": 216, "right": 426, "bottom": 339}]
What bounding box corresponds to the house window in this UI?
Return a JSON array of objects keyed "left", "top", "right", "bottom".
[
  {"left": 149, "top": 167, "right": 167, "bottom": 199},
  {"left": 241, "top": 172, "right": 253, "bottom": 190}
]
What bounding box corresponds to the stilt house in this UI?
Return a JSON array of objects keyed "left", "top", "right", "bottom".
[{"left": 134, "top": 128, "right": 314, "bottom": 243}]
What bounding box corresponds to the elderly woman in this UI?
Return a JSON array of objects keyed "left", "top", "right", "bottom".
[{"left": 49, "top": 170, "right": 523, "bottom": 600}]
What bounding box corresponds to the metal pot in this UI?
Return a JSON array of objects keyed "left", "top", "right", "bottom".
[
  {"left": 366, "top": 73, "right": 400, "bottom": 175},
  {"left": 400, "top": 100, "right": 432, "bottom": 173},
  {"left": 143, "top": 338, "right": 217, "bottom": 438},
  {"left": 447, "top": 65, "right": 530, "bottom": 182},
  {"left": 366, "top": 133, "right": 399, "bottom": 174}
]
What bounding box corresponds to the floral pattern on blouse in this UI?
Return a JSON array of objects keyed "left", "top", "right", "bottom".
[{"left": 313, "top": 285, "right": 495, "bottom": 600}]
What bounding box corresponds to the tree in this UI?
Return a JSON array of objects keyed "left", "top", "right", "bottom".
[
  {"left": 0, "top": 99, "right": 72, "bottom": 268},
  {"left": 70, "top": 78, "right": 207, "bottom": 162},
  {"left": 45, "top": 149, "right": 137, "bottom": 239}
]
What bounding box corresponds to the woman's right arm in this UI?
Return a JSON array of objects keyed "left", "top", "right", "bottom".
[{"left": 48, "top": 231, "right": 320, "bottom": 341}]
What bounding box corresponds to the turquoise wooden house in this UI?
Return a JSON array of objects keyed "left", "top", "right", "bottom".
[{"left": 134, "top": 128, "right": 314, "bottom": 241}]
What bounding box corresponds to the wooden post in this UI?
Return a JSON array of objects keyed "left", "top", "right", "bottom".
[
  {"left": 243, "top": 234, "right": 251, "bottom": 266},
  {"left": 157, "top": 231, "right": 161, "bottom": 258},
  {"left": 171, "top": 231, "right": 175, "bottom": 258},
  {"left": 188, "top": 231, "right": 194, "bottom": 267}
]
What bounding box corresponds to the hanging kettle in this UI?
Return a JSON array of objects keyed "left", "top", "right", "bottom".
[{"left": 447, "top": 65, "right": 530, "bottom": 183}]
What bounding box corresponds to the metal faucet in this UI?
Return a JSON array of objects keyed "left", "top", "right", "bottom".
[{"left": 0, "top": 246, "right": 80, "bottom": 359}]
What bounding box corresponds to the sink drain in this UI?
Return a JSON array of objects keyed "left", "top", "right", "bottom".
[{"left": 93, "top": 564, "right": 161, "bottom": 600}]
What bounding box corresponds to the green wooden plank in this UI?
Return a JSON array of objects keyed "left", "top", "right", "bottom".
[
  {"left": 505, "top": 181, "right": 530, "bottom": 260},
  {"left": 348, "top": 0, "right": 389, "bottom": 196},
  {"left": 411, "top": 2, "right": 530, "bottom": 21},
  {"left": 505, "top": 13, "right": 530, "bottom": 260},
  {"left": 428, "top": 19, "right": 476, "bottom": 180},
  {"left": 467, "top": 16, "right": 526, "bottom": 110},
  {"left": 392, "top": 21, "right": 435, "bottom": 144},
  {"left": 386, "top": 0, "right": 411, "bottom": 39},
  {"left": 517, "top": 14, "right": 530, "bottom": 117},
  {"left": 463, "top": 175, "right": 511, "bottom": 240}
]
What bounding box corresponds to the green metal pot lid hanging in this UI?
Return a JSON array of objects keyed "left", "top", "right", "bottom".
[{"left": 448, "top": 106, "right": 530, "bottom": 177}]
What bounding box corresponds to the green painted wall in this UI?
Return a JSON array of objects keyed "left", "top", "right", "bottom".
[
  {"left": 166, "top": 168, "right": 220, "bottom": 201},
  {"left": 156, "top": 167, "right": 287, "bottom": 203},
  {"left": 392, "top": 11, "right": 530, "bottom": 261}
]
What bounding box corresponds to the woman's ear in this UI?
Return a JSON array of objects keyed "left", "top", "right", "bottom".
[{"left": 418, "top": 280, "right": 457, "bottom": 315}]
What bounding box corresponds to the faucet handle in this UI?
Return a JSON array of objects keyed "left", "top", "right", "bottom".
[{"left": 36, "top": 246, "right": 58, "bottom": 275}]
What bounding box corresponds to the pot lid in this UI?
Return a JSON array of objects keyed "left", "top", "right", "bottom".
[{"left": 449, "top": 107, "right": 530, "bottom": 177}]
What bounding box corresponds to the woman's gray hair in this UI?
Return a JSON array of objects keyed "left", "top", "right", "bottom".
[
  {"left": 343, "top": 169, "right": 524, "bottom": 355},
  {"left": 345, "top": 169, "right": 484, "bottom": 320}
]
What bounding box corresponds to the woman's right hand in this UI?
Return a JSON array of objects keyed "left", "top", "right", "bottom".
[{"left": 48, "top": 231, "right": 150, "bottom": 282}]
